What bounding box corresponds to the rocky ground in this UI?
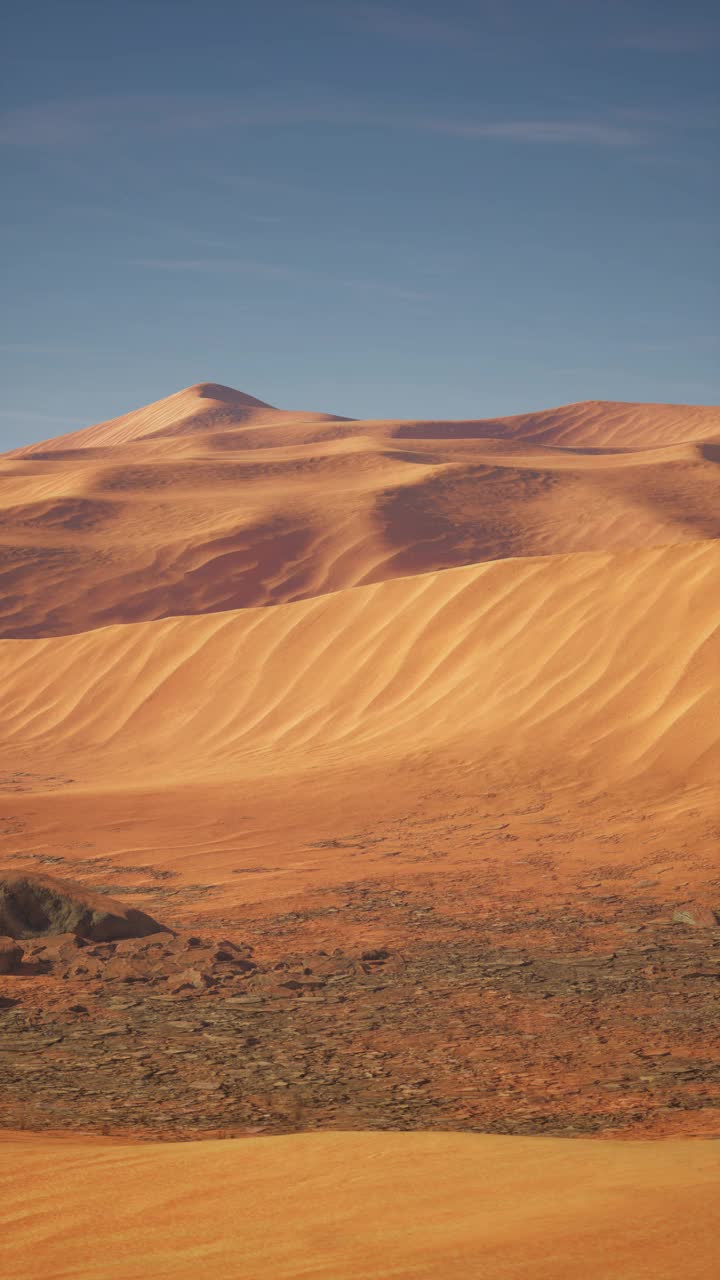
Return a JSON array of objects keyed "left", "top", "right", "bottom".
[{"left": 2, "top": 868, "right": 720, "bottom": 1141}]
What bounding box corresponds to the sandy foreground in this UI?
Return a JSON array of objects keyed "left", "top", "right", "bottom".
[{"left": 3, "top": 1130, "right": 719, "bottom": 1280}]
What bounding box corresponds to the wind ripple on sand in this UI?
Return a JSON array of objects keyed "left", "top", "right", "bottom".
[{"left": 1, "top": 541, "right": 718, "bottom": 787}]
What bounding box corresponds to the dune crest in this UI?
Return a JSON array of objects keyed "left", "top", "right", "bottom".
[
  {"left": 7, "top": 382, "right": 353, "bottom": 456},
  {"left": 390, "top": 399, "right": 720, "bottom": 448}
]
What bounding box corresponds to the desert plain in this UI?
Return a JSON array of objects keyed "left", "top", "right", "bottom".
[{"left": 1, "top": 381, "right": 719, "bottom": 1277}]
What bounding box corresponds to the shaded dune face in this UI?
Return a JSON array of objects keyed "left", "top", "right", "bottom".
[{"left": 0, "top": 385, "right": 718, "bottom": 638}]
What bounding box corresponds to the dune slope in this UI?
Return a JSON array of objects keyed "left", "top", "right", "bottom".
[{"left": 2, "top": 541, "right": 718, "bottom": 790}]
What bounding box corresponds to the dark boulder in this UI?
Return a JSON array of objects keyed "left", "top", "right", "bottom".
[{"left": 0, "top": 871, "right": 168, "bottom": 942}]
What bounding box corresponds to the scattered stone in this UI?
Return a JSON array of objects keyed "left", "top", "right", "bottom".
[
  {"left": 167, "top": 968, "right": 215, "bottom": 994},
  {"left": 27, "top": 932, "right": 87, "bottom": 959},
  {"left": 672, "top": 903, "right": 719, "bottom": 928},
  {"left": 4, "top": 878, "right": 720, "bottom": 1142}
]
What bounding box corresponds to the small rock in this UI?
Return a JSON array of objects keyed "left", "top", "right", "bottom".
[
  {"left": 0, "top": 936, "right": 24, "bottom": 973},
  {"left": 28, "top": 932, "right": 86, "bottom": 959},
  {"left": 672, "top": 903, "right": 719, "bottom": 928},
  {"left": 167, "top": 968, "right": 215, "bottom": 994}
]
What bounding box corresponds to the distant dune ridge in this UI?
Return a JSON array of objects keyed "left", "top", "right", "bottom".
[
  {"left": 9, "top": 383, "right": 720, "bottom": 454},
  {"left": 7, "top": 382, "right": 349, "bottom": 455},
  {"left": 1, "top": 383, "right": 719, "bottom": 638},
  {"left": 1, "top": 382, "right": 719, "bottom": 1279}
]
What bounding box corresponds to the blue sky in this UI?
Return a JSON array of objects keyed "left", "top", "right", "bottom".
[{"left": 1, "top": 0, "right": 718, "bottom": 447}]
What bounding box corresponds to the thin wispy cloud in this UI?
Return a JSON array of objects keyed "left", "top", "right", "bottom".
[
  {"left": 131, "top": 257, "right": 305, "bottom": 280},
  {"left": 0, "top": 409, "right": 80, "bottom": 425},
  {"left": 615, "top": 24, "right": 720, "bottom": 53},
  {"left": 327, "top": 2, "right": 477, "bottom": 46},
  {"left": 633, "top": 335, "right": 720, "bottom": 353},
  {"left": 0, "top": 93, "right": 655, "bottom": 150},
  {"left": 0, "top": 342, "right": 78, "bottom": 353},
  {"left": 58, "top": 203, "right": 257, "bottom": 250},
  {"left": 216, "top": 174, "right": 311, "bottom": 200},
  {"left": 0, "top": 95, "right": 331, "bottom": 147},
  {"left": 419, "top": 117, "right": 646, "bottom": 145},
  {"left": 130, "top": 256, "right": 431, "bottom": 302}
]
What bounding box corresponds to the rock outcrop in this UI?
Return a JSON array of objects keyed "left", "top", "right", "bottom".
[{"left": 0, "top": 872, "right": 168, "bottom": 942}]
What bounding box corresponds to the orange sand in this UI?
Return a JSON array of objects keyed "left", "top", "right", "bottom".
[{"left": 3, "top": 1130, "right": 719, "bottom": 1280}]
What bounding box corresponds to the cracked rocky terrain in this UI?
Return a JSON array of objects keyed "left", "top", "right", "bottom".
[{"left": 2, "top": 865, "right": 719, "bottom": 1141}]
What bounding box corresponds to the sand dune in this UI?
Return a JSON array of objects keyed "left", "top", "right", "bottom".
[
  {"left": 1, "top": 533, "right": 716, "bottom": 933},
  {"left": 389, "top": 399, "right": 720, "bottom": 448},
  {"left": 8, "top": 382, "right": 349, "bottom": 455},
  {"left": 12, "top": 386, "right": 719, "bottom": 455},
  {"left": 3, "top": 1131, "right": 719, "bottom": 1280},
  {"left": 2, "top": 540, "right": 717, "bottom": 789},
  {"left": 1, "top": 384, "right": 718, "bottom": 637}
]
